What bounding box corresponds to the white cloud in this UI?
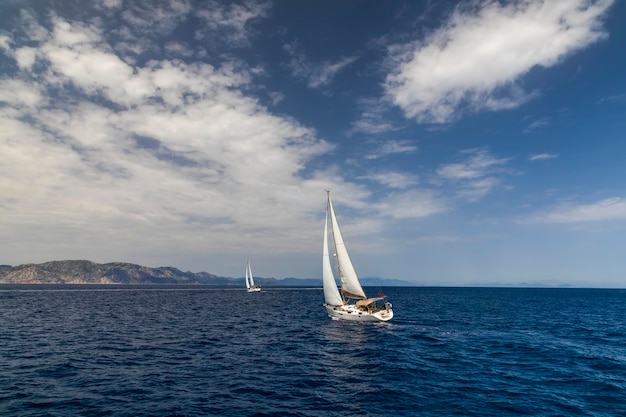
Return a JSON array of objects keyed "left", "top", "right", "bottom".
[
  {"left": 365, "top": 139, "right": 417, "bottom": 160},
  {"left": 529, "top": 153, "right": 558, "bottom": 161},
  {"left": 13, "top": 9, "right": 50, "bottom": 43},
  {"left": 525, "top": 117, "right": 551, "bottom": 132},
  {"left": 522, "top": 197, "right": 626, "bottom": 223},
  {"left": 350, "top": 98, "right": 401, "bottom": 135},
  {"left": 99, "top": 0, "right": 123, "bottom": 9},
  {"left": 456, "top": 176, "right": 502, "bottom": 201},
  {"left": 194, "top": 0, "right": 270, "bottom": 47},
  {"left": 436, "top": 149, "right": 511, "bottom": 201},
  {"left": 268, "top": 91, "right": 285, "bottom": 106},
  {"left": 0, "top": 12, "right": 352, "bottom": 270},
  {"left": 385, "top": 0, "right": 614, "bottom": 123},
  {"left": 372, "top": 189, "right": 447, "bottom": 219},
  {"left": 119, "top": 0, "right": 192, "bottom": 41},
  {"left": 0, "top": 79, "right": 45, "bottom": 108},
  {"left": 164, "top": 41, "right": 195, "bottom": 57},
  {"left": 597, "top": 93, "right": 626, "bottom": 104},
  {"left": 14, "top": 47, "right": 38, "bottom": 70},
  {"left": 308, "top": 56, "right": 358, "bottom": 88},
  {"left": 350, "top": 118, "right": 397, "bottom": 136},
  {"left": 0, "top": 34, "right": 11, "bottom": 51},
  {"left": 437, "top": 149, "right": 510, "bottom": 180},
  {"left": 359, "top": 171, "right": 419, "bottom": 189},
  {"left": 284, "top": 41, "right": 357, "bottom": 89}
]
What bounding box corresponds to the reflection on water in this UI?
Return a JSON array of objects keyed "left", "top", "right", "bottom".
[
  {"left": 315, "top": 319, "right": 395, "bottom": 414},
  {"left": 320, "top": 319, "right": 386, "bottom": 344}
]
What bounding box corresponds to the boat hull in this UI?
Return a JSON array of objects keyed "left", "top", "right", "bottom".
[
  {"left": 324, "top": 303, "right": 393, "bottom": 322},
  {"left": 247, "top": 287, "right": 261, "bottom": 292}
]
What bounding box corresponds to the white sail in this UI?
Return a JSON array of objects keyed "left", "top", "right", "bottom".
[
  {"left": 245, "top": 259, "right": 261, "bottom": 292},
  {"left": 323, "top": 206, "right": 344, "bottom": 306},
  {"left": 327, "top": 194, "right": 367, "bottom": 300},
  {"left": 245, "top": 261, "right": 251, "bottom": 289},
  {"left": 248, "top": 262, "right": 255, "bottom": 287}
]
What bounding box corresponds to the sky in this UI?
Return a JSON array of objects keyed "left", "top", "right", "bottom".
[{"left": 1, "top": 0, "right": 625, "bottom": 287}]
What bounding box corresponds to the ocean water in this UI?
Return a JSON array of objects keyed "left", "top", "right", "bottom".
[{"left": 1, "top": 286, "right": 625, "bottom": 417}]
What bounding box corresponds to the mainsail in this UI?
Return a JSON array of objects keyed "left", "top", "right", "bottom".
[
  {"left": 323, "top": 207, "right": 344, "bottom": 306},
  {"left": 327, "top": 193, "right": 367, "bottom": 300},
  {"left": 245, "top": 260, "right": 257, "bottom": 289},
  {"left": 245, "top": 261, "right": 251, "bottom": 289},
  {"left": 248, "top": 262, "right": 255, "bottom": 287}
]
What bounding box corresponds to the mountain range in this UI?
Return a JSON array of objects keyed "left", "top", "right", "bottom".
[{"left": 0, "top": 260, "right": 416, "bottom": 286}]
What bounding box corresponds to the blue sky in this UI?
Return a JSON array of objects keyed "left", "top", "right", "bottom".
[{"left": 1, "top": 0, "right": 625, "bottom": 287}]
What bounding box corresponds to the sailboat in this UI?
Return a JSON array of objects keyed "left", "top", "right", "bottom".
[
  {"left": 322, "top": 191, "right": 393, "bottom": 321},
  {"left": 245, "top": 260, "right": 261, "bottom": 292}
]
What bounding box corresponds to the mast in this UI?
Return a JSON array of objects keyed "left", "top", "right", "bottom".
[{"left": 327, "top": 192, "right": 367, "bottom": 300}]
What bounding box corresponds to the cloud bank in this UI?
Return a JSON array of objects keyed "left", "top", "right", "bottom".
[
  {"left": 384, "top": 0, "right": 614, "bottom": 123},
  {"left": 0, "top": 6, "right": 336, "bottom": 267},
  {"left": 522, "top": 197, "right": 626, "bottom": 223}
]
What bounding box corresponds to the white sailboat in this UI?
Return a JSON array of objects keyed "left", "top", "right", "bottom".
[
  {"left": 322, "top": 191, "right": 393, "bottom": 322},
  {"left": 245, "top": 260, "right": 261, "bottom": 292}
]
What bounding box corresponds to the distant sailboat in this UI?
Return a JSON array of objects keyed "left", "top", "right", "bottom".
[
  {"left": 322, "top": 191, "right": 393, "bottom": 321},
  {"left": 245, "top": 260, "right": 261, "bottom": 292}
]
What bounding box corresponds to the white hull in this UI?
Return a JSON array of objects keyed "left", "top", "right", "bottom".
[
  {"left": 324, "top": 303, "right": 393, "bottom": 322},
  {"left": 247, "top": 286, "right": 261, "bottom": 292}
]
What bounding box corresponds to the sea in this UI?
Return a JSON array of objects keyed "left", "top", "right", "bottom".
[{"left": 1, "top": 286, "right": 625, "bottom": 417}]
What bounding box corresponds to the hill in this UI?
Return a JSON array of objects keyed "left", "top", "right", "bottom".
[
  {"left": 0, "top": 260, "right": 417, "bottom": 286},
  {"left": 0, "top": 260, "right": 221, "bottom": 285}
]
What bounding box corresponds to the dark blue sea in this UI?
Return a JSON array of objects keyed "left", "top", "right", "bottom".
[{"left": 1, "top": 286, "right": 626, "bottom": 416}]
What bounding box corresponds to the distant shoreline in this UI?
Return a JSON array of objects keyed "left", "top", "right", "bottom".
[{"left": 0, "top": 260, "right": 417, "bottom": 286}]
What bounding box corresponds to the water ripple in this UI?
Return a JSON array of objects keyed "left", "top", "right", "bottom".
[{"left": 2, "top": 286, "right": 626, "bottom": 416}]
